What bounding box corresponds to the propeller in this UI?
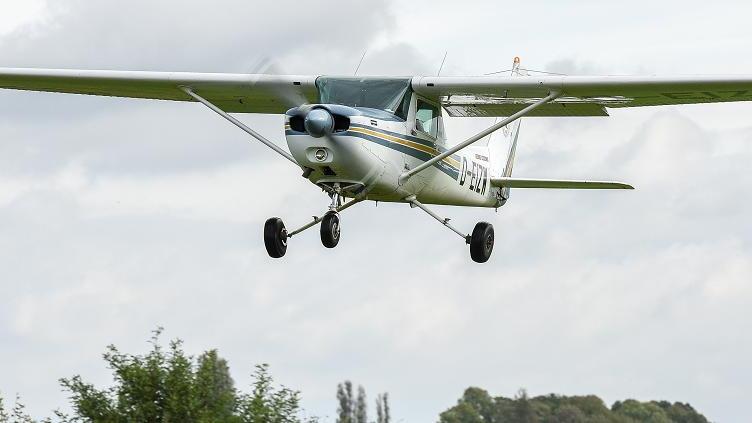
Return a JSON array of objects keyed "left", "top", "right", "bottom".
[
  {"left": 248, "top": 57, "right": 312, "bottom": 110},
  {"left": 249, "top": 57, "right": 339, "bottom": 171}
]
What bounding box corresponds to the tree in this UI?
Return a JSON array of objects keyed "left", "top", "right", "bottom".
[
  {"left": 336, "top": 381, "right": 354, "bottom": 423},
  {"left": 355, "top": 386, "right": 367, "bottom": 423},
  {"left": 513, "top": 389, "right": 538, "bottom": 423},
  {"left": 612, "top": 399, "right": 672, "bottom": 423},
  {"left": 439, "top": 402, "right": 484, "bottom": 423},
  {"left": 383, "top": 393, "right": 390, "bottom": 423},
  {"left": 375, "top": 393, "right": 390, "bottom": 423},
  {"left": 337, "top": 383, "right": 390, "bottom": 423},
  {"left": 193, "top": 350, "right": 237, "bottom": 421},
  {"left": 0, "top": 394, "right": 7, "bottom": 422},
  {"left": 236, "top": 364, "right": 303, "bottom": 423},
  {"left": 53, "top": 328, "right": 312, "bottom": 423},
  {"left": 0, "top": 394, "right": 37, "bottom": 423},
  {"left": 460, "top": 388, "right": 495, "bottom": 422}
]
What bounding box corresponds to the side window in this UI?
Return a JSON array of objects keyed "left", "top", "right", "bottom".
[{"left": 415, "top": 99, "right": 439, "bottom": 138}]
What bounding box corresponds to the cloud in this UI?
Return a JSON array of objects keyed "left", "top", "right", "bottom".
[{"left": 1, "top": 2, "right": 752, "bottom": 423}]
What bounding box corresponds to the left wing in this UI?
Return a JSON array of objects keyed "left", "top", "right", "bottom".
[
  {"left": 491, "top": 177, "right": 634, "bottom": 190},
  {"left": 0, "top": 68, "right": 318, "bottom": 113},
  {"left": 413, "top": 75, "right": 752, "bottom": 117}
]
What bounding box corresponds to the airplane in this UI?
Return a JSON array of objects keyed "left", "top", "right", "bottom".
[{"left": 1, "top": 57, "right": 751, "bottom": 263}]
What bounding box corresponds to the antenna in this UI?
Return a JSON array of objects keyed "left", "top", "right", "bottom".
[
  {"left": 437, "top": 51, "right": 448, "bottom": 76},
  {"left": 354, "top": 50, "right": 367, "bottom": 76}
]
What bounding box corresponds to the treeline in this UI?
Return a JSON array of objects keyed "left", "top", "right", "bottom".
[
  {"left": 439, "top": 387, "right": 709, "bottom": 423},
  {"left": 1, "top": 329, "right": 712, "bottom": 423}
]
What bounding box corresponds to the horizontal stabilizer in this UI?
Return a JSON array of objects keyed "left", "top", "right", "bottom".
[{"left": 491, "top": 177, "right": 634, "bottom": 190}]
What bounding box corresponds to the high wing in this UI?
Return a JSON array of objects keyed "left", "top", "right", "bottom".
[
  {"left": 4, "top": 68, "right": 752, "bottom": 117},
  {"left": 413, "top": 75, "right": 752, "bottom": 117},
  {"left": 0, "top": 68, "right": 318, "bottom": 113}
]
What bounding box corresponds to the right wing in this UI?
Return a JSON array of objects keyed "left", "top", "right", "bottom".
[
  {"left": 0, "top": 68, "right": 319, "bottom": 113},
  {"left": 491, "top": 177, "right": 634, "bottom": 190},
  {"left": 414, "top": 75, "right": 752, "bottom": 117}
]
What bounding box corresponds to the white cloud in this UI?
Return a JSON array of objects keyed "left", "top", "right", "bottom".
[{"left": 1, "top": 1, "right": 751, "bottom": 422}]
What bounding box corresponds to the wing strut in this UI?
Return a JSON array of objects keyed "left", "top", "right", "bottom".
[
  {"left": 399, "top": 90, "right": 560, "bottom": 185},
  {"left": 180, "top": 87, "right": 299, "bottom": 166}
]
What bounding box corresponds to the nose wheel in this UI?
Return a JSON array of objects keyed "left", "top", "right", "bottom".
[
  {"left": 320, "top": 211, "right": 341, "bottom": 248},
  {"left": 262, "top": 197, "right": 362, "bottom": 259}
]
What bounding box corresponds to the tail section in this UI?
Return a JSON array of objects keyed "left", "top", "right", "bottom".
[{"left": 488, "top": 57, "right": 526, "bottom": 204}]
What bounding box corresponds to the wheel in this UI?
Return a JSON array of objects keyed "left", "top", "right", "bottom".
[
  {"left": 320, "top": 211, "right": 340, "bottom": 248},
  {"left": 264, "top": 217, "right": 288, "bottom": 258},
  {"left": 470, "top": 222, "right": 494, "bottom": 263}
]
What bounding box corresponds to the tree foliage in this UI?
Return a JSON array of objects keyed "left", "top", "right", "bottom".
[
  {"left": 337, "top": 381, "right": 390, "bottom": 423},
  {"left": 1, "top": 328, "right": 315, "bottom": 423},
  {"left": 375, "top": 393, "right": 390, "bottom": 423},
  {"left": 439, "top": 387, "right": 710, "bottom": 423},
  {"left": 336, "top": 381, "right": 354, "bottom": 423}
]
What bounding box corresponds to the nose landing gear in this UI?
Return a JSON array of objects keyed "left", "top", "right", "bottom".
[
  {"left": 263, "top": 190, "right": 363, "bottom": 259},
  {"left": 320, "top": 211, "right": 341, "bottom": 248}
]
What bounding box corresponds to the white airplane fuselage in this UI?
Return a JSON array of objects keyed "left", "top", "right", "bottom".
[{"left": 285, "top": 105, "right": 502, "bottom": 208}]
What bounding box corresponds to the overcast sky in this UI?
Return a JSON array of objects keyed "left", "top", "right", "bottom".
[{"left": 1, "top": 1, "right": 751, "bottom": 422}]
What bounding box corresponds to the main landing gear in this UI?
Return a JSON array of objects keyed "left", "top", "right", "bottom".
[{"left": 406, "top": 196, "right": 495, "bottom": 263}]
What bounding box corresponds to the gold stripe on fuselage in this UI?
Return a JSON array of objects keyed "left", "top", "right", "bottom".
[
  {"left": 284, "top": 124, "right": 461, "bottom": 170},
  {"left": 347, "top": 126, "right": 461, "bottom": 170}
]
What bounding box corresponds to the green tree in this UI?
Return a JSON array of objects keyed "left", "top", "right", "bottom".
[
  {"left": 384, "top": 393, "right": 391, "bottom": 423},
  {"left": 514, "top": 389, "right": 538, "bottom": 423},
  {"left": 655, "top": 402, "right": 708, "bottom": 423},
  {"left": 550, "top": 404, "right": 586, "bottom": 423},
  {"left": 194, "top": 350, "right": 237, "bottom": 421},
  {"left": 355, "top": 386, "right": 367, "bottom": 423},
  {"left": 336, "top": 381, "right": 354, "bottom": 423},
  {"left": 375, "top": 393, "right": 390, "bottom": 423},
  {"left": 236, "top": 364, "right": 303, "bottom": 423},
  {"left": 0, "top": 394, "right": 7, "bottom": 422},
  {"left": 0, "top": 394, "right": 37, "bottom": 423},
  {"left": 612, "top": 400, "right": 671, "bottom": 423},
  {"left": 439, "top": 402, "right": 484, "bottom": 423},
  {"left": 53, "top": 328, "right": 311, "bottom": 423}
]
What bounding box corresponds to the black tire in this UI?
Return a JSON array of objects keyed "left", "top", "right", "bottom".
[
  {"left": 264, "top": 217, "right": 288, "bottom": 258},
  {"left": 470, "top": 222, "right": 494, "bottom": 263},
  {"left": 320, "top": 211, "right": 340, "bottom": 248}
]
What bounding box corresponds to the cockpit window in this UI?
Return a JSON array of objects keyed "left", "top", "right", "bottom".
[
  {"left": 416, "top": 99, "right": 439, "bottom": 138},
  {"left": 317, "top": 77, "right": 412, "bottom": 120}
]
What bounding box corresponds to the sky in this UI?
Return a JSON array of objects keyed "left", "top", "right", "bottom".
[{"left": 0, "top": 1, "right": 751, "bottom": 422}]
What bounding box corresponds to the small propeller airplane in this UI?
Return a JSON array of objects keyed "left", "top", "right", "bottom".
[{"left": 2, "top": 57, "right": 751, "bottom": 262}]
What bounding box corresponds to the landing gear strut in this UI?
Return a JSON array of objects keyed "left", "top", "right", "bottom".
[
  {"left": 406, "top": 196, "right": 495, "bottom": 263},
  {"left": 262, "top": 191, "right": 363, "bottom": 258}
]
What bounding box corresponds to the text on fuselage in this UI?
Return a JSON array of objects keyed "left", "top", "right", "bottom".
[{"left": 459, "top": 157, "right": 488, "bottom": 195}]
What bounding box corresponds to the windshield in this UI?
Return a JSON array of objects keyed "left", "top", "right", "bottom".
[{"left": 317, "top": 77, "right": 412, "bottom": 120}]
